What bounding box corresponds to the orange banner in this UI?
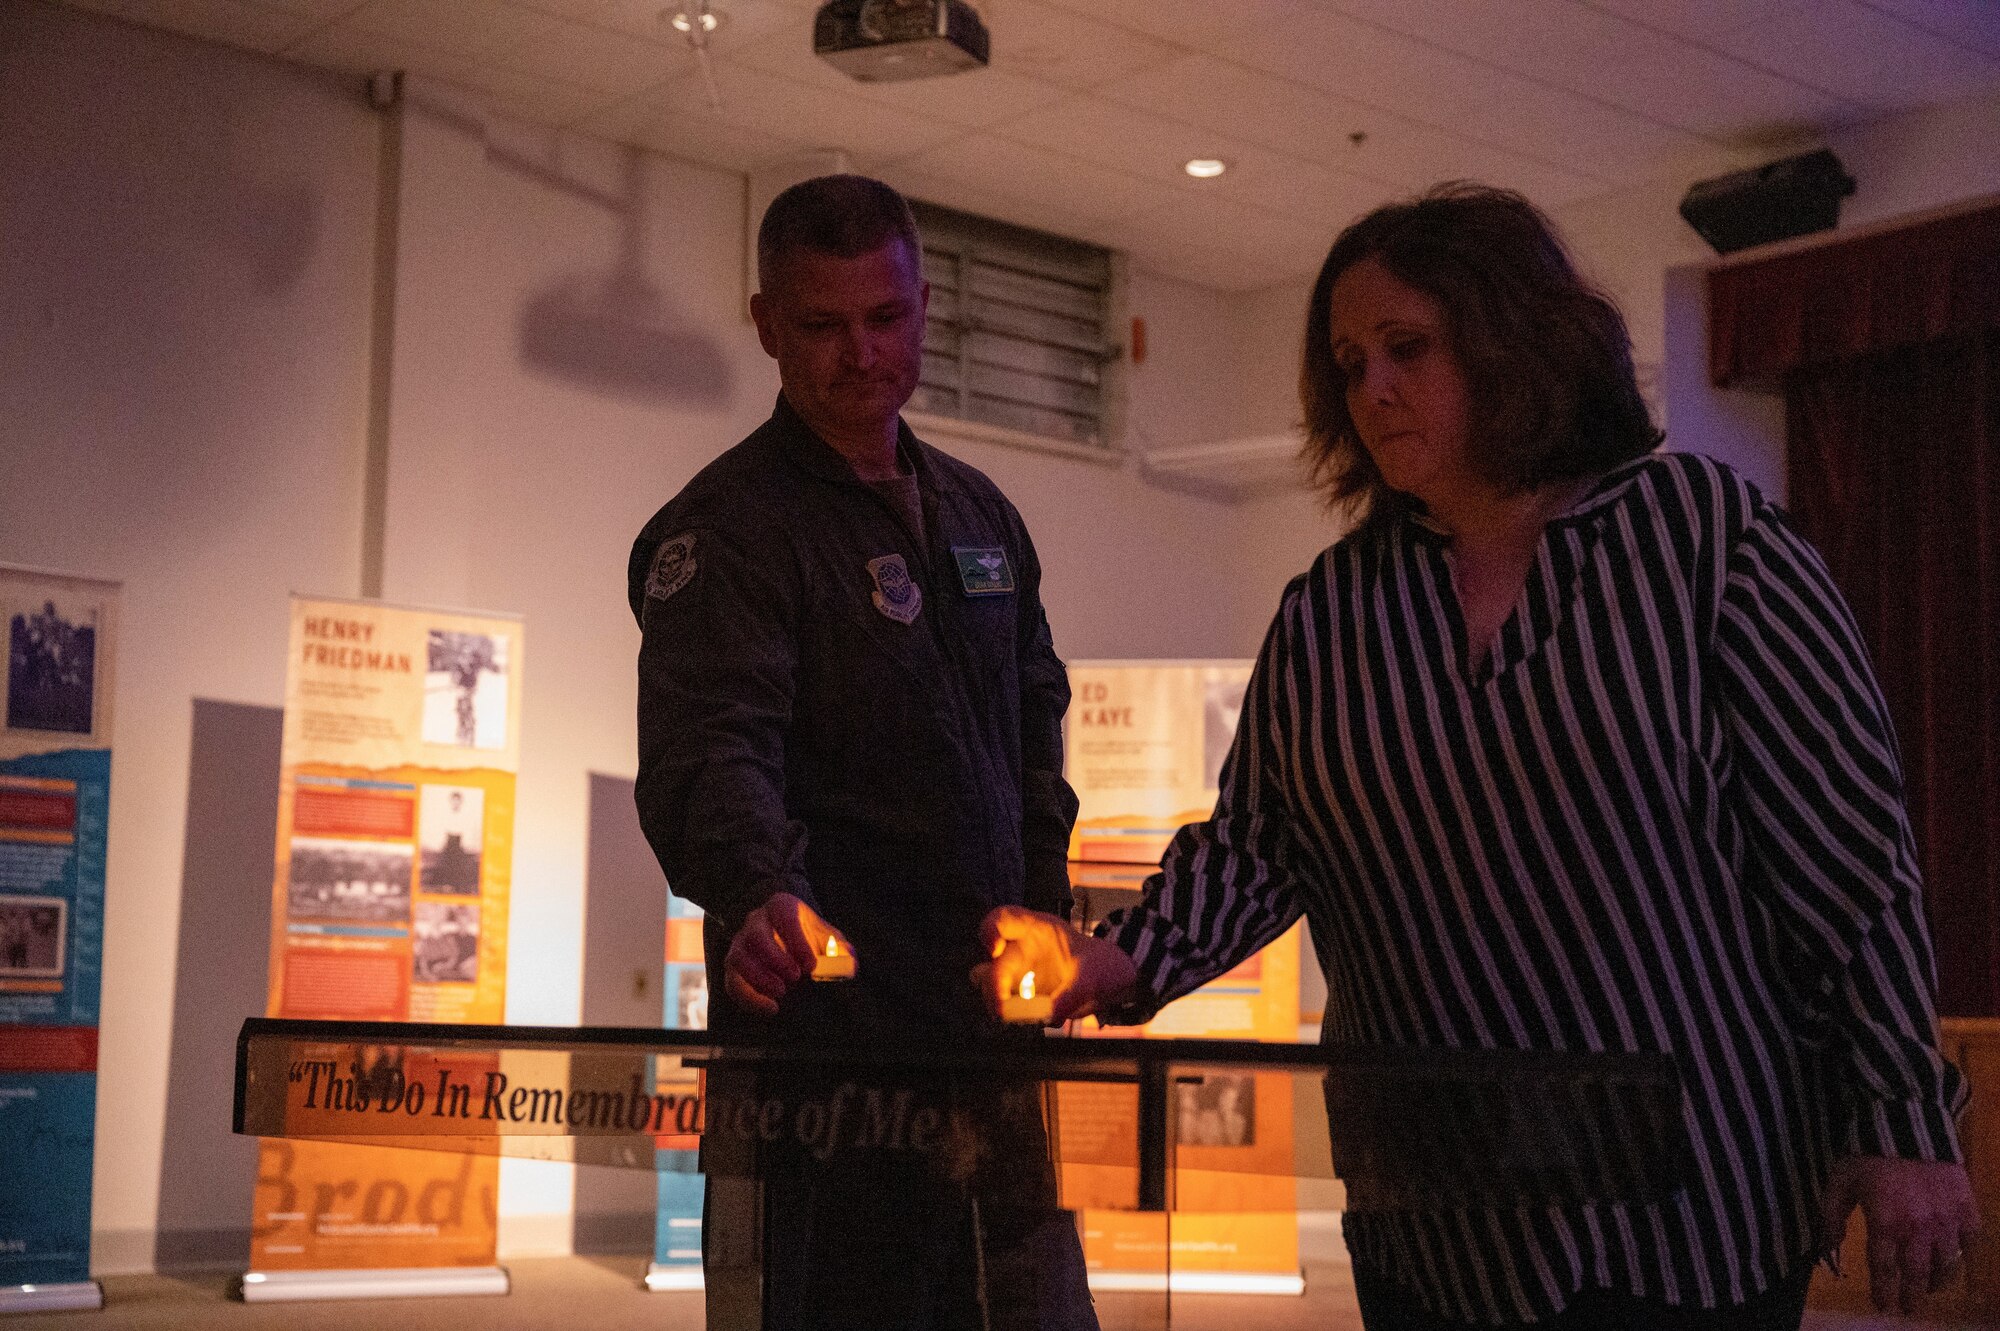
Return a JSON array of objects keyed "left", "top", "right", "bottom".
[
  {"left": 250, "top": 597, "right": 522, "bottom": 1275},
  {"left": 1065, "top": 660, "right": 1305, "bottom": 1294}
]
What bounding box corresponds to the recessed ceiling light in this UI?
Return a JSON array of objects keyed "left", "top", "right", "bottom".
[{"left": 1184, "top": 158, "right": 1227, "bottom": 179}]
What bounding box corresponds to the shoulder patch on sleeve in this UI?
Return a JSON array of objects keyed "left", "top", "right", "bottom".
[{"left": 646, "top": 533, "right": 698, "bottom": 602}]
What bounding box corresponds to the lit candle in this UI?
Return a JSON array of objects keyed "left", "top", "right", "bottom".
[
  {"left": 811, "top": 935, "right": 855, "bottom": 981},
  {"left": 999, "top": 969, "right": 1054, "bottom": 1024}
]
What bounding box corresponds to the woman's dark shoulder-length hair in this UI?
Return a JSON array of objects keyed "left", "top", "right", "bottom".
[{"left": 1299, "top": 182, "right": 1662, "bottom": 516}]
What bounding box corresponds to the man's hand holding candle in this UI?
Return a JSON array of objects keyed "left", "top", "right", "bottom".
[
  {"left": 723, "top": 891, "right": 855, "bottom": 1016},
  {"left": 974, "top": 905, "right": 1140, "bottom": 1026}
]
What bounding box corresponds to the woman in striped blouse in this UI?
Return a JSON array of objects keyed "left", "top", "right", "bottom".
[{"left": 978, "top": 184, "right": 1977, "bottom": 1329}]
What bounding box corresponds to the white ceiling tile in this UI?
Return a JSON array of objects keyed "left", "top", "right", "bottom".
[
  {"left": 1583, "top": 47, "right": 1862, "bottom": 140},
  {"left": 1718, "top": 0, "right": 2000, "bottom": 109},
  {"left": 1217, "top": 156, "right": 1395, "bottom": 233},
  {"left": 824, "top": 62, "right": 1071, "bottom": 128},
  {"left": 1223, "top": 7, "right": 1714, "bottom": 180},
  {"left": 231, "top": 0, "right": 370, "bottom": 22},
  {"left": 1214, "top": 7, "right": 1502, "bottom": 126},
  {"left": 1576, "top": 0, "right": 1806, "bottom": 41},
  {"left": 623, "top": 111, "right": 797, "bottom": 174},
  {"left": 997, "top": 95, "right": 1267, "bottom": 186},
  {"left": 1097, "top": 54, "right": 1604, "bottom": 204},
  {"left": 115, "top": 0, "right": 321, "bottom": 52},
  {"left": 656, "top": 63, "right": 963, "bottom": 159},
  {"left": 893, "top": 133, "right": 1169, "bottom": 222},
  {"left": 1028, "top": 0, "right": 1302, "bottom": 55},
  {"left": 723, "top": 19, "right": 1070, "bottom": 127},
  {"left": 1327, "top": 0, "right": 1861, "bottom": 138},
  {"left": 487, "top": 12, "right": 691, "bottom": 94},
  {"left": 1455, "top": 78, "right": 1714, "bottom": 180},
  {"left": 685, "top": 10, "right": 837, "bottom": 85},
  {"left": 1860, "top": 0, "right": 2000, "bottom": 60},
  {"left": 521, "top": 0, "right": 810, "bottom": 55},
  {"left": 983, "top": 0, "right": 1185, "bottom": 89},
  {"left": 337, "top": 0, "right": 558, "bottom": 64},
  {"left": 1099, "top": 55, "right": 1392, "bottom": 176}
]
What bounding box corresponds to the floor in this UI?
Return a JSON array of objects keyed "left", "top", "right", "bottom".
[
  {"left": 7, "top": 1254, "right": 1369, "bottom": 1331},
  {"left": 4, "top": 1221, "right": 1973, "bottom": 1331}
]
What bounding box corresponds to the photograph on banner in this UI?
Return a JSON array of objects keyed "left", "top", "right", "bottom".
[
  {"left": 420, "top": 630, "right": 509, "bottom": 751},
  {"left": 417, "top": 784, "right": 483, "bottom": 895},
  {"left": 252, "top": 596, "right": 521, "bottom": 1276},
  {"left": 4, "top": 591, "right": 103, "bottom": 739},
  {"left": 0, "top": 564, "right": 119, "bottom": 1293},
  {"left": 0, "top": 895, "right": 66, "bottom": 978}
]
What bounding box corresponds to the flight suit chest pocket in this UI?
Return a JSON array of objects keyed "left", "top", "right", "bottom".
[{"left": 943, "top": 545, "right": 1020, "bottom": 685}]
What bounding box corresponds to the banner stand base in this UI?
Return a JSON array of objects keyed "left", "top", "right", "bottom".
[
  {"left": 239, "top": 1266, "right": 510, "bottom": 1302},
  {"left": 0, "top": 1281, "right": 104, "bottom": 1315},
  {"left": 644, "top": 1264, "right": 704, "bottom": 1292}
]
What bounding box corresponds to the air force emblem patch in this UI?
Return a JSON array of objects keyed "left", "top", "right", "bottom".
[
  {"left": 867, "top": 554, "right": 923, "bottom": 625},
  {"left": 952, "top": 546, "right": 1015, "bottom": 596},
  {"left": 646, "top": 533, "right": 698, "bottom": 602}
]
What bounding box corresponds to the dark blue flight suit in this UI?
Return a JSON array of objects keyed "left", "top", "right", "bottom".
[{"left": 629, "top": 394, "right": 1095, "bottom": 1331}]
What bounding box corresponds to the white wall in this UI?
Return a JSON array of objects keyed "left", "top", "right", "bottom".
[
  {"left": 0, "top": 2, "right": 379, "bottom": 1272},
  {"left": 0, "top": 9, "right": 1298, "bottom": 1262}
]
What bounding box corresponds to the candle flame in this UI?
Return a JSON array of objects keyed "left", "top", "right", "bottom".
[
  {"left": 825, "top": 937, "right": 839, "bottom": 957},
  {"left": 1019, "top": 971, "right": 1037, "bottom": 1001}
]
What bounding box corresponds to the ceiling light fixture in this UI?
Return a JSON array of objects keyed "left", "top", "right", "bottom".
[
  {"left": 662, "top": 3, "right": 725, "bottom": 110},
  {"left": 1184, "top": 158, "right": 1227, "bottom": 179}
]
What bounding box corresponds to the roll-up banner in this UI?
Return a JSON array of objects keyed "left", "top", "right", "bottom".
[
  {"left": 0, "top": 566, "right": 117, "bottom": 1315},
  {"left": 1065, "top": 661, "right": 1307, "bottom": 1296},
  {"left": 244, "top": 596, "right": 521, "bottom": 1302},
  {"left": 645, "top": 892, "right": 707, "bottom": 1292}
]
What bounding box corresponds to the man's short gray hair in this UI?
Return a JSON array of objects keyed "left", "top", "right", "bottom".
[{"left": 756, "top": 174, "right": 921, "bottom": 292}]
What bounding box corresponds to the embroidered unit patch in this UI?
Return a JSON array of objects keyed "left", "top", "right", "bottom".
[
  {"left": 952, "top": 546, "right": 1015, "bottom": 596},
  {"left": 867, "top": 554, "right": 923, "bottom": 625},
  {"left": 646, "top": 533, "right": 698, "bottom": 602}
]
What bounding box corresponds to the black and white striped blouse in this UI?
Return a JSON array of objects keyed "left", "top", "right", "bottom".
[{"left": 1103, "top": 450, "right": 1967, "bottom": 1325}]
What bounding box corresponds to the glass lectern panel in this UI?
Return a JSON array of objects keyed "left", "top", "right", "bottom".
[{"left": 236, "top": 1019, "right": 1691, "bottom": 1329}]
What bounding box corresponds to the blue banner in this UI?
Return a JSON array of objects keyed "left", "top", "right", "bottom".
[
  {"left": 0, "top": 1071, "right": 97, "bottom": 1285},
  {"left": 651, "top": 893, "right": 706, "bottom": 1286},
  {"left": 0, "top": 745, "right": 112, "bottom": 1289},
  {"left": 1, "top": 568, "right": 117, "bottom": 1295}
]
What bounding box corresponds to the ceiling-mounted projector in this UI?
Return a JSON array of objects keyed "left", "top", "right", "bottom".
[{"left": 814, "top": 0, "right": 990, "bottom": 82}]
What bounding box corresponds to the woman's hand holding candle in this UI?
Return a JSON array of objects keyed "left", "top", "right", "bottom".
[{"left": 974, "top": 906, "right": 1140, "bottom": 1026}]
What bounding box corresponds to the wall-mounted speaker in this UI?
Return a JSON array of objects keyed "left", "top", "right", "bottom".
[{"left": 1678, "top": 149, "right": 1857, "bottom": 255}]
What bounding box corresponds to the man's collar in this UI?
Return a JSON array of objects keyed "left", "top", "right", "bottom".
[{"left": 768, "top": 393, "right": 945, "bottom": 493}]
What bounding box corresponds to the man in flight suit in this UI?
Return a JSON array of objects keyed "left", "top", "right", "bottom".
[{"left": 628, "top": 175, "right": 1095, "bottom": 1331}]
